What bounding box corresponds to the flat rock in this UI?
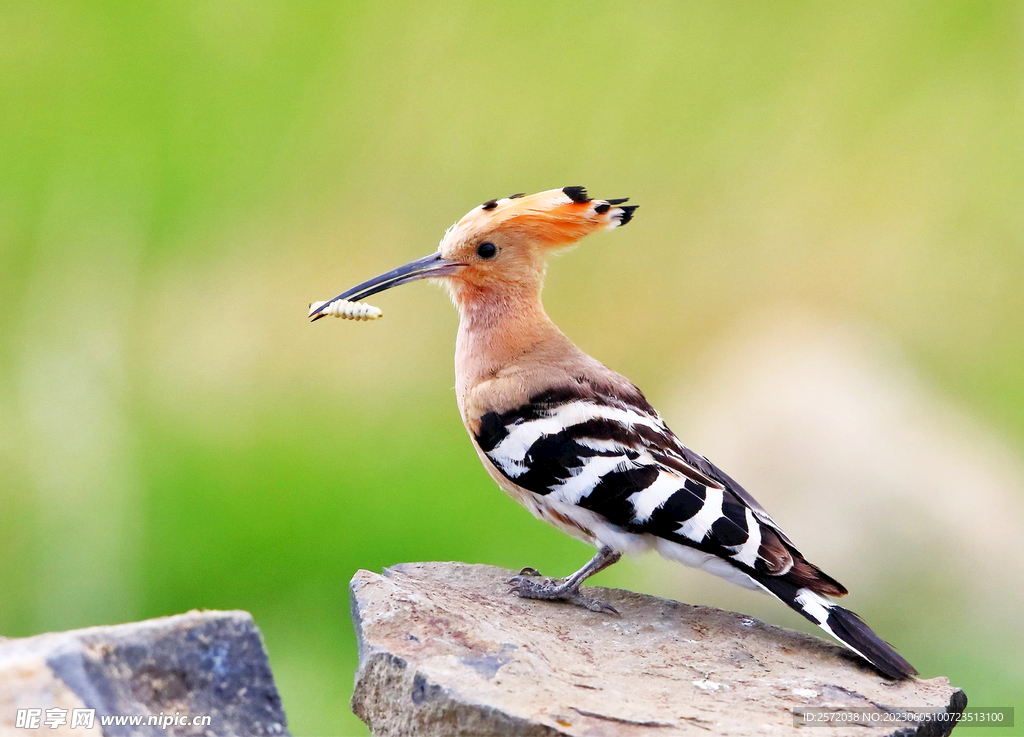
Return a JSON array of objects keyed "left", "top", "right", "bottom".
[
  {"left": 350, "top": 562, "right": 965, "bottom": 736},
  {"left": 0, "top": 611, "right": 289, "bottom": 736}
]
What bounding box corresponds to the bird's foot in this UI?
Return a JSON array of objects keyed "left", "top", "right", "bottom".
[{"left": 507, "top": 574, "right": 619, "bottom": 615}]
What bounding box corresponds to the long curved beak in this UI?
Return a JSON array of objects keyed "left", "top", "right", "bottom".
[{"left": 309, "top": 251, "right": 462, "bottom": 322}]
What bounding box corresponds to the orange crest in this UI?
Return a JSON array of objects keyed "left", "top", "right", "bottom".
[{"left": 442, "top": 186, "right": 637, "bottom": 251}]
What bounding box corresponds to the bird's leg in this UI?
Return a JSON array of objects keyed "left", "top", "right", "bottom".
[{"left": 508, "top": 546, "right": 622, "bottom": 615}]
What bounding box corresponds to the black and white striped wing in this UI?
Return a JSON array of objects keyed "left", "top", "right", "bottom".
[{"left": 474, "top": 386, "right": 816, "bottom": 581}]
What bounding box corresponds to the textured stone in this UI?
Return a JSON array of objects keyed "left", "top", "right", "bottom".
[
  {"left": 0, "top": 611, "right": 289, "bottom": 736},
  {"left": 350, "top": 562, "right": 965, "bottom": 736}
]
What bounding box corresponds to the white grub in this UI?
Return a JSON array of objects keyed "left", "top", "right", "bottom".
[{"left": 308, "top": 299, "right": 382, "bottom": 321}]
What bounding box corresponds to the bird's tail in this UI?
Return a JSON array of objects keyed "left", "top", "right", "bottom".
[{"left": 753, "top": 572, "right": 918, "bottom": 680}]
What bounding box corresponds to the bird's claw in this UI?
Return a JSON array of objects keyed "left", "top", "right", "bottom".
[
  {"left": 507, "top": 567, "right": 542, "bottom": 584},
  {"left": 578, "top": 595, "right": 620, "bottom": 616},
  {"left": 507, "top": 574, "right": 556, "bottom": 588},
  {"left": 508, "top": 576, "right": 620, "bottom": 616}
]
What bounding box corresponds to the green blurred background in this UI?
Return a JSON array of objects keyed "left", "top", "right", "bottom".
[{"left": 2, "top": 2, "right": 1022, "bottom": 735}]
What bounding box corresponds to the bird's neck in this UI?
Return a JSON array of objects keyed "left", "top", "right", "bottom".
[{"left": 453, "top": 286, "right": 574, "bottom": 403}]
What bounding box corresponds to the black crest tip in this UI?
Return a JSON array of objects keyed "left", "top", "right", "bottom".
[
  {"left": 508, "top": 192, "right": 526, "bottom": 200},
  {"left": 606, "top": 197, "right": 629, "bottom": 205},
  {"left": 618, "top": 205, "right": 639, "bottom": 226},
  {"left": 562, "top": 186, "right": 591, "bottom": 203},
  {"left": 594, "top": 203, "right": 611, "bottom": 214},
  {"left": 480, "top": 199, "right": 499, "bottom": 210}
]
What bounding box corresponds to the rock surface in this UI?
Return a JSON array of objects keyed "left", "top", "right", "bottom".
[
  {"left": 350, "top": 562, "right": 965, "bottom": 737},
  {"left": 0, "top": 611, "right": 289, "bottom": 736}
]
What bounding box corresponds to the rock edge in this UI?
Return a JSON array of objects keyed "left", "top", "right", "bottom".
[
  {"left": 0, "top": 610, "right": 289, "bottom": 736},
  {"left": 351, "top": 561, "right": 965, "bottom": 737}
]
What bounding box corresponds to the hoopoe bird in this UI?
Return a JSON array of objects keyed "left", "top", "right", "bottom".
[{"left": 311, "top": 186, "right": 917, "bottom": 680}]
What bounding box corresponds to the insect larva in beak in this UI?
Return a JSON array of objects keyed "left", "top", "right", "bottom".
[{"left": 308, "top": 299, "right": 383, "bottom": 321}]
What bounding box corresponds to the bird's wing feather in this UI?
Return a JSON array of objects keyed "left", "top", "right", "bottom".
[{"left": 474, "top": 382, "right": 846, "bottom": 594}]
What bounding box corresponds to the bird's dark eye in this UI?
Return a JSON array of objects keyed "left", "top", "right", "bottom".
[{"left": 476, "top": 242, "right": 497, "bottom": 259}]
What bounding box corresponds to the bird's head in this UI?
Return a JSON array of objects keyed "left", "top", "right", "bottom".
[{"left": 310, "top": 186, "right": 636, "bottom": 321}]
